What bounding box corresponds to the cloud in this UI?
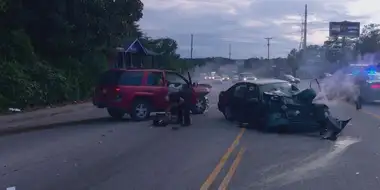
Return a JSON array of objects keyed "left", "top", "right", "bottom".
[{"left": 139, "top": 0, "right": 376, "bottom": 58}]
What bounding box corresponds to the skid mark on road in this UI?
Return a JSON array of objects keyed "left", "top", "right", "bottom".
[{"left": 251, "top": 136, "right": 361, "bottom": 189}]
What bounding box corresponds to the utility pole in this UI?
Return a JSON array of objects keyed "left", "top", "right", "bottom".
[
  {"left": 264, "top": 37, "right": 272, "bottom": 61},
  {"left": 303, "top": 4, "right": 307, "bottom": 50},
  {"left": 190, "top": 34, "right": 194, "bottom": 59},
  {"left": 228, "top": 44, "right": 231, "bottom": 59}
]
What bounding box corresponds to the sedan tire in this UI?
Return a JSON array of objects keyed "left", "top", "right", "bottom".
[{"left": 223, "top": 106, "right": 234, "bottom": 121}]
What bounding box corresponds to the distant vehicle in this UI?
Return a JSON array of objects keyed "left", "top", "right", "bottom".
[
  {"left": 204, "top": 75, "right": 213, "bottom": 80},
  {"left": 212, "top": 75, "right": 223, "bottom": 84},
  {"left": 232, "top": 75, "right": 239, "bottom": 83},
  {"left": 238, "top": 73, "right": 257, "bottom": 81},
  {"left": 280, "top": 74, "right": 300, "bottom": 84},
  {"left": 349, "top": 71, "right": 380, "bottom": 103},
  {"left": 205, "top": 71, "right": 217, "bottom": 80},
  {"left": 338, "top": 64, "right": 380, "bottom": 104},
  {"left": 222, "top": 75, "right": 230, "bottom": 81},
  {"left": 93, "top": 68, "right": 210, "bottom": 121}
]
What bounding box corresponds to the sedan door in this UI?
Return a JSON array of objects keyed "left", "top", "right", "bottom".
[
  {"left": 242, "top": 84, "right": 261, "bottom": 124},
  {"left": 230, "top": 83, "right": 248, "bottom": 122}
]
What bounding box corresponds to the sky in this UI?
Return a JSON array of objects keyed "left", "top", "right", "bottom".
[{"left": 138, "top": 0, "right": 380, "bottom": 59}]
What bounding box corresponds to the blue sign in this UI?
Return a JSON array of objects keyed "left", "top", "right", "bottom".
[
  {"left": 329, "top": 21, "right": 360, "bottom": 37},
  {"left": 128, "top": 41, "right": 144, "bottom": 53}
]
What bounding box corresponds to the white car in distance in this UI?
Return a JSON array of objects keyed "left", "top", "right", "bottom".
[{"left": 212, "top": 75, "right": 223, "bottom": 84}]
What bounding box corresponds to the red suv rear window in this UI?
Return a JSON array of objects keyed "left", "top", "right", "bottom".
[{"left": 98, "top": 70, "right": 144, "bottom": 86}]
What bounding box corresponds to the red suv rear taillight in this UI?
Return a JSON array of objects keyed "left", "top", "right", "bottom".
[{"left": 114, "top": 87, "right": 122, "bottom": 101}]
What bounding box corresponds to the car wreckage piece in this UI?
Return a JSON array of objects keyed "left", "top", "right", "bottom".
[{"left": 258, "top": 82, "right": 351, "bottom": 141}]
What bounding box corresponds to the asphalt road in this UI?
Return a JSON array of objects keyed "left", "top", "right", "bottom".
[{"left": 1, "top": 81, "right": 380, "bottom": 190}]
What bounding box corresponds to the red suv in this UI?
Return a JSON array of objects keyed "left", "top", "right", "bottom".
[{"left": 93, "top": 68, "right": 210, "bottom": 121}]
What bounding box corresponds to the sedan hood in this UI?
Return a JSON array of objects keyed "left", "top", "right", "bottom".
[{"left": 263, "top": 90, "right": 292, "bottom": 98}]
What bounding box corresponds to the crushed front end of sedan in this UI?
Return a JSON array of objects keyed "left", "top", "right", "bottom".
[
  {"left": 218, "top": 79, "right": 350, "bottom": 141},
  {"left": 259, "top": 88, "right": 350, "bottom": 140}
]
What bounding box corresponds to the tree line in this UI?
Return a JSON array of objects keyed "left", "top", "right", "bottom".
[
  {"left": 0, "top": 0, "right": 202, "bottom": 111},
  {"left": 285, "top": 24, "right": 380, "bottom": 76}
]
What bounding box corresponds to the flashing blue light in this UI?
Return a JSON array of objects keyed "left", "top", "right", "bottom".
[
  {"left": 351, "top": 69, "right": 376, "bottom": 75},
  {"left": 368, "top": 70, "right": 377, "bottom": 75}
]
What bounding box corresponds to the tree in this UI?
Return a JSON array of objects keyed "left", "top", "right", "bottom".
[
  {"left": 0, "top": 0, "right": 149, "bottom": 110},
  {"left": 0, "top": 0, "right": 7, "bottom": 12},
  {"left": 287, "top": 48, "right": 299, "bottom": 76},
  {"left": 356, "top": 24, "right": 380, "bottom": 56}
]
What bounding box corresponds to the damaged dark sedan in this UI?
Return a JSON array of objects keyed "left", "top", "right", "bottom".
[{"left": 218, "top": 79, "right": 350, "bottom": 140}]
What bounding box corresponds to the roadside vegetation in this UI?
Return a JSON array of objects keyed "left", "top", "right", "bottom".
[{"left": 0, "top": 0, "right": 204, "bottom": 111}]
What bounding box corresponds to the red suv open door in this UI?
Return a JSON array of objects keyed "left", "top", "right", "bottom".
[{"left": 187, "top": 71, "right": 197, "bottom": 104}]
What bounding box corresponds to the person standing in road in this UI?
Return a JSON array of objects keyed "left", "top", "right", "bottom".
[
  {"left": 165, "top": 83, "right": 192, "bottom": 127},
  {"left": 178, "top": 84, "right": 192, "bottom": 126},
  {"left": 166, "top": 84, "right": 182, "bottom": 123}
]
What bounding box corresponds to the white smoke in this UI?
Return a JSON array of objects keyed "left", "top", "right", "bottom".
[
  {"left": 311, "top": 53, "right": 380, "bottom": 105},
  {"left": 313, "top": 70, "right": 359, "bottom": 105},
  {"left": 190, "top": 60, "right": 238, "bottom": 83},
  {"left": 190, "top": 61, "right": 217, "bottom": 82}
]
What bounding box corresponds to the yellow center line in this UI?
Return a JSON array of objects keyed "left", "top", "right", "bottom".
[
  {"left": 344, "top": 102, "right": 380, "bottom": 119},
  {"left": 218, "top": 147, "right": 245, "bottom": 190},
  {"left": 362, "top": 109, "right": 380, "bottom": 119},
  {"left": 200, "top": 128, "right": 245, "bottom": 190}
]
